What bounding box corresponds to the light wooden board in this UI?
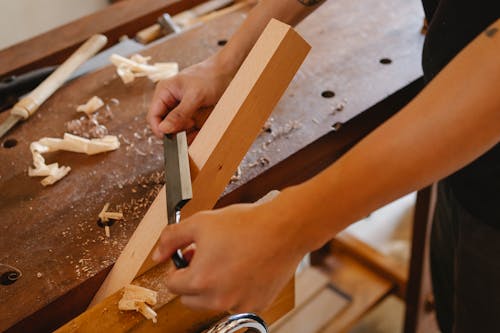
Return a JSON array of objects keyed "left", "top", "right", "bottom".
[
  {"left": 271, "top": 267, "right": 348, "bottom": 333},
  {"left": 321, "top": 254, "right": 394, "bottom": 333},
  {"left": 57, "top": 262, "right": 294, "bottom": 332},
  {"left": 91, "top": 18, "right": 311, "bottom": 305}
]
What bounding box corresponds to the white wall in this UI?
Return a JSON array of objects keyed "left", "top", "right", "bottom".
[{"left": 0, "top": 0, "right": 108, "bottom": 49}]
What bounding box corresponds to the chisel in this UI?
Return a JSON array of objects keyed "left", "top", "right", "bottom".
[
  {"left": 0, "top": 34, "right": 108, "bottom": 139},
  {"left": 163, "top": 131, "right": 193, "bottom": 268}
]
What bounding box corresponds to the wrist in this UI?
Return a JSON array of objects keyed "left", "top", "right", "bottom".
[{"left": 258, "top": 185, "right": 338, "bottom": 256}]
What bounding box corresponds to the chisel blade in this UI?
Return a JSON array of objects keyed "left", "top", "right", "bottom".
[{"left": 163, "top": 131, "right": 192, "bottom": 268}]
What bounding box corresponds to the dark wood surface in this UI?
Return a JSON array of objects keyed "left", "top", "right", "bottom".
[
  {"left": 0, "top": 0, "right": 425, "bottom": 331},
  {"left": 0, "top": 0, "right": 208, "bottom": 78}
]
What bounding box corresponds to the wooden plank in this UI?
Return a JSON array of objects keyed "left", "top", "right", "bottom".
[
  {"left": 332, "top": 232, "right": 408, "bottom": 298},
  {"left": 0, "top": 0, "right": 208, "bottom": 78},
  {"left": 57, "top": 262, "right": 294, "bottom": 332},
  {"left": 0, "top": 10, "right": 250, "bottom": 332},
  {"left": 271, "top": 267, "right": 348, "bottom": 333},
  {"left": 271, "top": 267, "right": 330, "bottom": 331},
  {"left": 0, "top": 0, "right": 424, "bottom": 329},
  {"left": 272, "top": 286, "right": 348, "bottom": 333},
  {"left": 91, "top": 18, "right": 311, "bottom": 305},
  {"left": 321, "top": 253, "right": 394, "bottom": 333}
]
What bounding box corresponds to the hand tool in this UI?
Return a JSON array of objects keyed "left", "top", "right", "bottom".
[
  {"left": 163, "top": 131, "right": 192, "bottom": 268},
  {"left": 135, "top": 0, "right": 235, "bottom": 44},
  {"left": 0, "top": 38, "right": 144, "bottom": 113},
  {"left": 0, "top": 34, "right": 108, "bottom": 139},
  {"left": 0, "top": 66, "right": 56, "bottom": 112}
]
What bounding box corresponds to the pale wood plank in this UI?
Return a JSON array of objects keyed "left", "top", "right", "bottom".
[
  {"left": 321, "top": 254, "right": 394, "bottom": 333},
  {"left": 90, "top": 18, "right": 310, "bottom": 306},
  {"left": 271, "top": 267, "right": 348, "bottom": 333},
  {"left": 56, "top": 262, "right": 294, "bottom": 332},
  {"left": 332, "top": 232, "right": 408, "bottom": 298}
]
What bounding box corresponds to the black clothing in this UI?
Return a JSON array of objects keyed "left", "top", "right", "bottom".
[
  {"left": 431, "top": 184, "right": 500, "bottom": 333},
  {"left": 422, "top": 1, "right": 500, "bottom": 331},
  {"left": 421, "top": 0, "right": 500, "bottom": 226}
]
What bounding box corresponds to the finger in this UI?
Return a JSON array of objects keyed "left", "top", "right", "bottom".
[
  {"left": 148, "top": 81, "right": 180, "bottom": 138},
  {"left": 164, "top": 269, "right": 202, "bottom": 296},
  {"left": 180, "top": 293, "right": 235, "bottom": 312},
  {"left": 152, "top": 223, "right": 196, "bottom": 263},
  {"left": 158, "top": 93, "right": 200, "bottom": 134},
  {"left": 179, "top": 295, "right": 214, "bottom": 310}
]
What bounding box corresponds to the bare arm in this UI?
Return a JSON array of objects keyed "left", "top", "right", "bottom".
[
  {"left": 273, "top": 19, "right": 500, "bottom": 250},
  {"left": 154, "top": 19, "right": 500, "bottom": 312}
]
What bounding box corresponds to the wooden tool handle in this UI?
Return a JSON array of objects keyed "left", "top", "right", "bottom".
[{"left": 11, "top": 34, "right": 108, "bottom": 119}]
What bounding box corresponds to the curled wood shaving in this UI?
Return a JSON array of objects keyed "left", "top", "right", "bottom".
[
  {"left": 37, "top": 133, "right": 120, "bottom": 155},
  {"left": 119, "top": 284, "right": 158, "bottom": 323},
  {"left": 110, "top": 53, "right": 178, "bottom": 84},
  {"left": 77, "top": 96, "right": 104, "bottom": 116},
  {"left": 28, "top": 133, "right": 120, "bottom": 186}
]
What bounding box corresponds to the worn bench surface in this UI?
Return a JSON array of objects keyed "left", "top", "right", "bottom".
[{"left": 0, "top": 0, "right": 424, "bottom": 331}]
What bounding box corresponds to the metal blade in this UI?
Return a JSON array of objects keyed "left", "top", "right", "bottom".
[
  {"left": 163, "top": 131, "right": 192, "bottom": 269},
  {"left": 163, "top": 131, "right": 193, "bottom": 223},
  {"left": 0, "top": 114, "right": 22, "bottom": 139}
]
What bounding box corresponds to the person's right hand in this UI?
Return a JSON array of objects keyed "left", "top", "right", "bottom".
[{"left": 147, "top": 56, "right": 235, "bottom": 138}]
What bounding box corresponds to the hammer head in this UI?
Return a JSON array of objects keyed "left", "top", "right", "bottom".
[{"left": 158, "top": 13, "right": 182, "bottom": 35}]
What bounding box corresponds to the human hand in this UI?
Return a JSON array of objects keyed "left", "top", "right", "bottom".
[
  {"left": 147, "top": 56, "right": 235, "bottom": 138},
  {"left": 152, "top": 199, "right": 308, "bottom": 313}
]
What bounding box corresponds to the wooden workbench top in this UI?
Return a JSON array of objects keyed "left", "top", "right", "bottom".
[{"left": 0, "top": 0, "right": 424, "bottom": 331}]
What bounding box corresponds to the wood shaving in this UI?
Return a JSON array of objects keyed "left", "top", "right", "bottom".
[
  {"left": 110, "top": 53, "right": 178, "bottom": 84},
  {"left": 262, "top": 120, "right": 301, "bottom": 149},
  {"left": 37, "top": 133, "right": 120, "bottom": 155},
  {"left": 229, "top": 166, "right": 242, "bottom": 183},
  {"left": 77, "top": 96, "right": 104, "bottom": 116},
  {"left": 28, "top": 133, "right": 120, "bottom": 186},
  {"left": 119, "top": 284, "right": 158, "bottom": 323},
  {"left": 98, "top": 202, "right": 124, "bottom": 238}
]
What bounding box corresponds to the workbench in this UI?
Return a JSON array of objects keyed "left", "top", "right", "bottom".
[{"left": 0, "top": 0, "right": 433, "bottom": 331}]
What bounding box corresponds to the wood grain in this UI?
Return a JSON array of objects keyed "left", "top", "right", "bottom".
[
  {"left": 321, "top": 253, "right": 394, "bottom": 332},
  {"left": 0, "top": 0, "right": 424, "bottom": 330},
  {"left": 57, "top": 262, "right": 294, "bottom": 333},
  {"left": 332, "top": 232, "right": 408, "bottom": 299},
  {"left": 91, "top": 18, "right": 311, "bottom": 305}
]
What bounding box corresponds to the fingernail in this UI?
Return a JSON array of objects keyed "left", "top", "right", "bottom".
[
  {"left": 152, "top": 247, "right": 162, "bottom": 262},
  {"left": 159, "top": 121, "right": 174, "bottom": 134}
]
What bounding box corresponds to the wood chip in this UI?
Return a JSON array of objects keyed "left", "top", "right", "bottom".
[
  {"left": 118, "top": 284, "right": 158, "bottom": 323},
  {"left": 110, "top": 53, "right": 178, "bottom": 84},
  {"left": 28, "top": 133, "right": 120, "bottom": 186},
  {"left": 77, "top": 96, "right": 104, "bottom": 116}
]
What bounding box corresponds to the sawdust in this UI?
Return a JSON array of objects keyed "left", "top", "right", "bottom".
[{"left": 65, "top": 99, "right": 117, "bottom": 139}]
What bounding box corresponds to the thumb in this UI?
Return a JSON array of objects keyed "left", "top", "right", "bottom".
[
  {"left": 158, "top": 94, "right": 200, "bottom": 134},
  {"left": 152, "top": 223, "right": 196, "bottom": 263}
]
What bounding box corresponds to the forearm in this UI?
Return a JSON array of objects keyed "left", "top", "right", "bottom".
[
  {"left": 214, "top": 0, "right": 324, "bottom": 75},
  {"left": 272, "top": 19, "right": 500, "bottom": 252}
]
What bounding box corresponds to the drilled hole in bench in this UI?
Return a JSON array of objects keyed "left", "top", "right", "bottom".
[
  {"left": 1, "top": 271, "right": 20, "bottom": 285},
  {"left": 321, "top": 90, "right": 335, "bottom": 98},
  {"left": 380, "top": 58, "right": 392, "bottom": 65},
  {"left": 3, "top": 138, "right": 17, "bottom": 148}
]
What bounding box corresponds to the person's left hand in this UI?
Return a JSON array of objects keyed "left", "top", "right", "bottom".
[{"left": 152, "top": 199, "right": 307, "bottom": 313}]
